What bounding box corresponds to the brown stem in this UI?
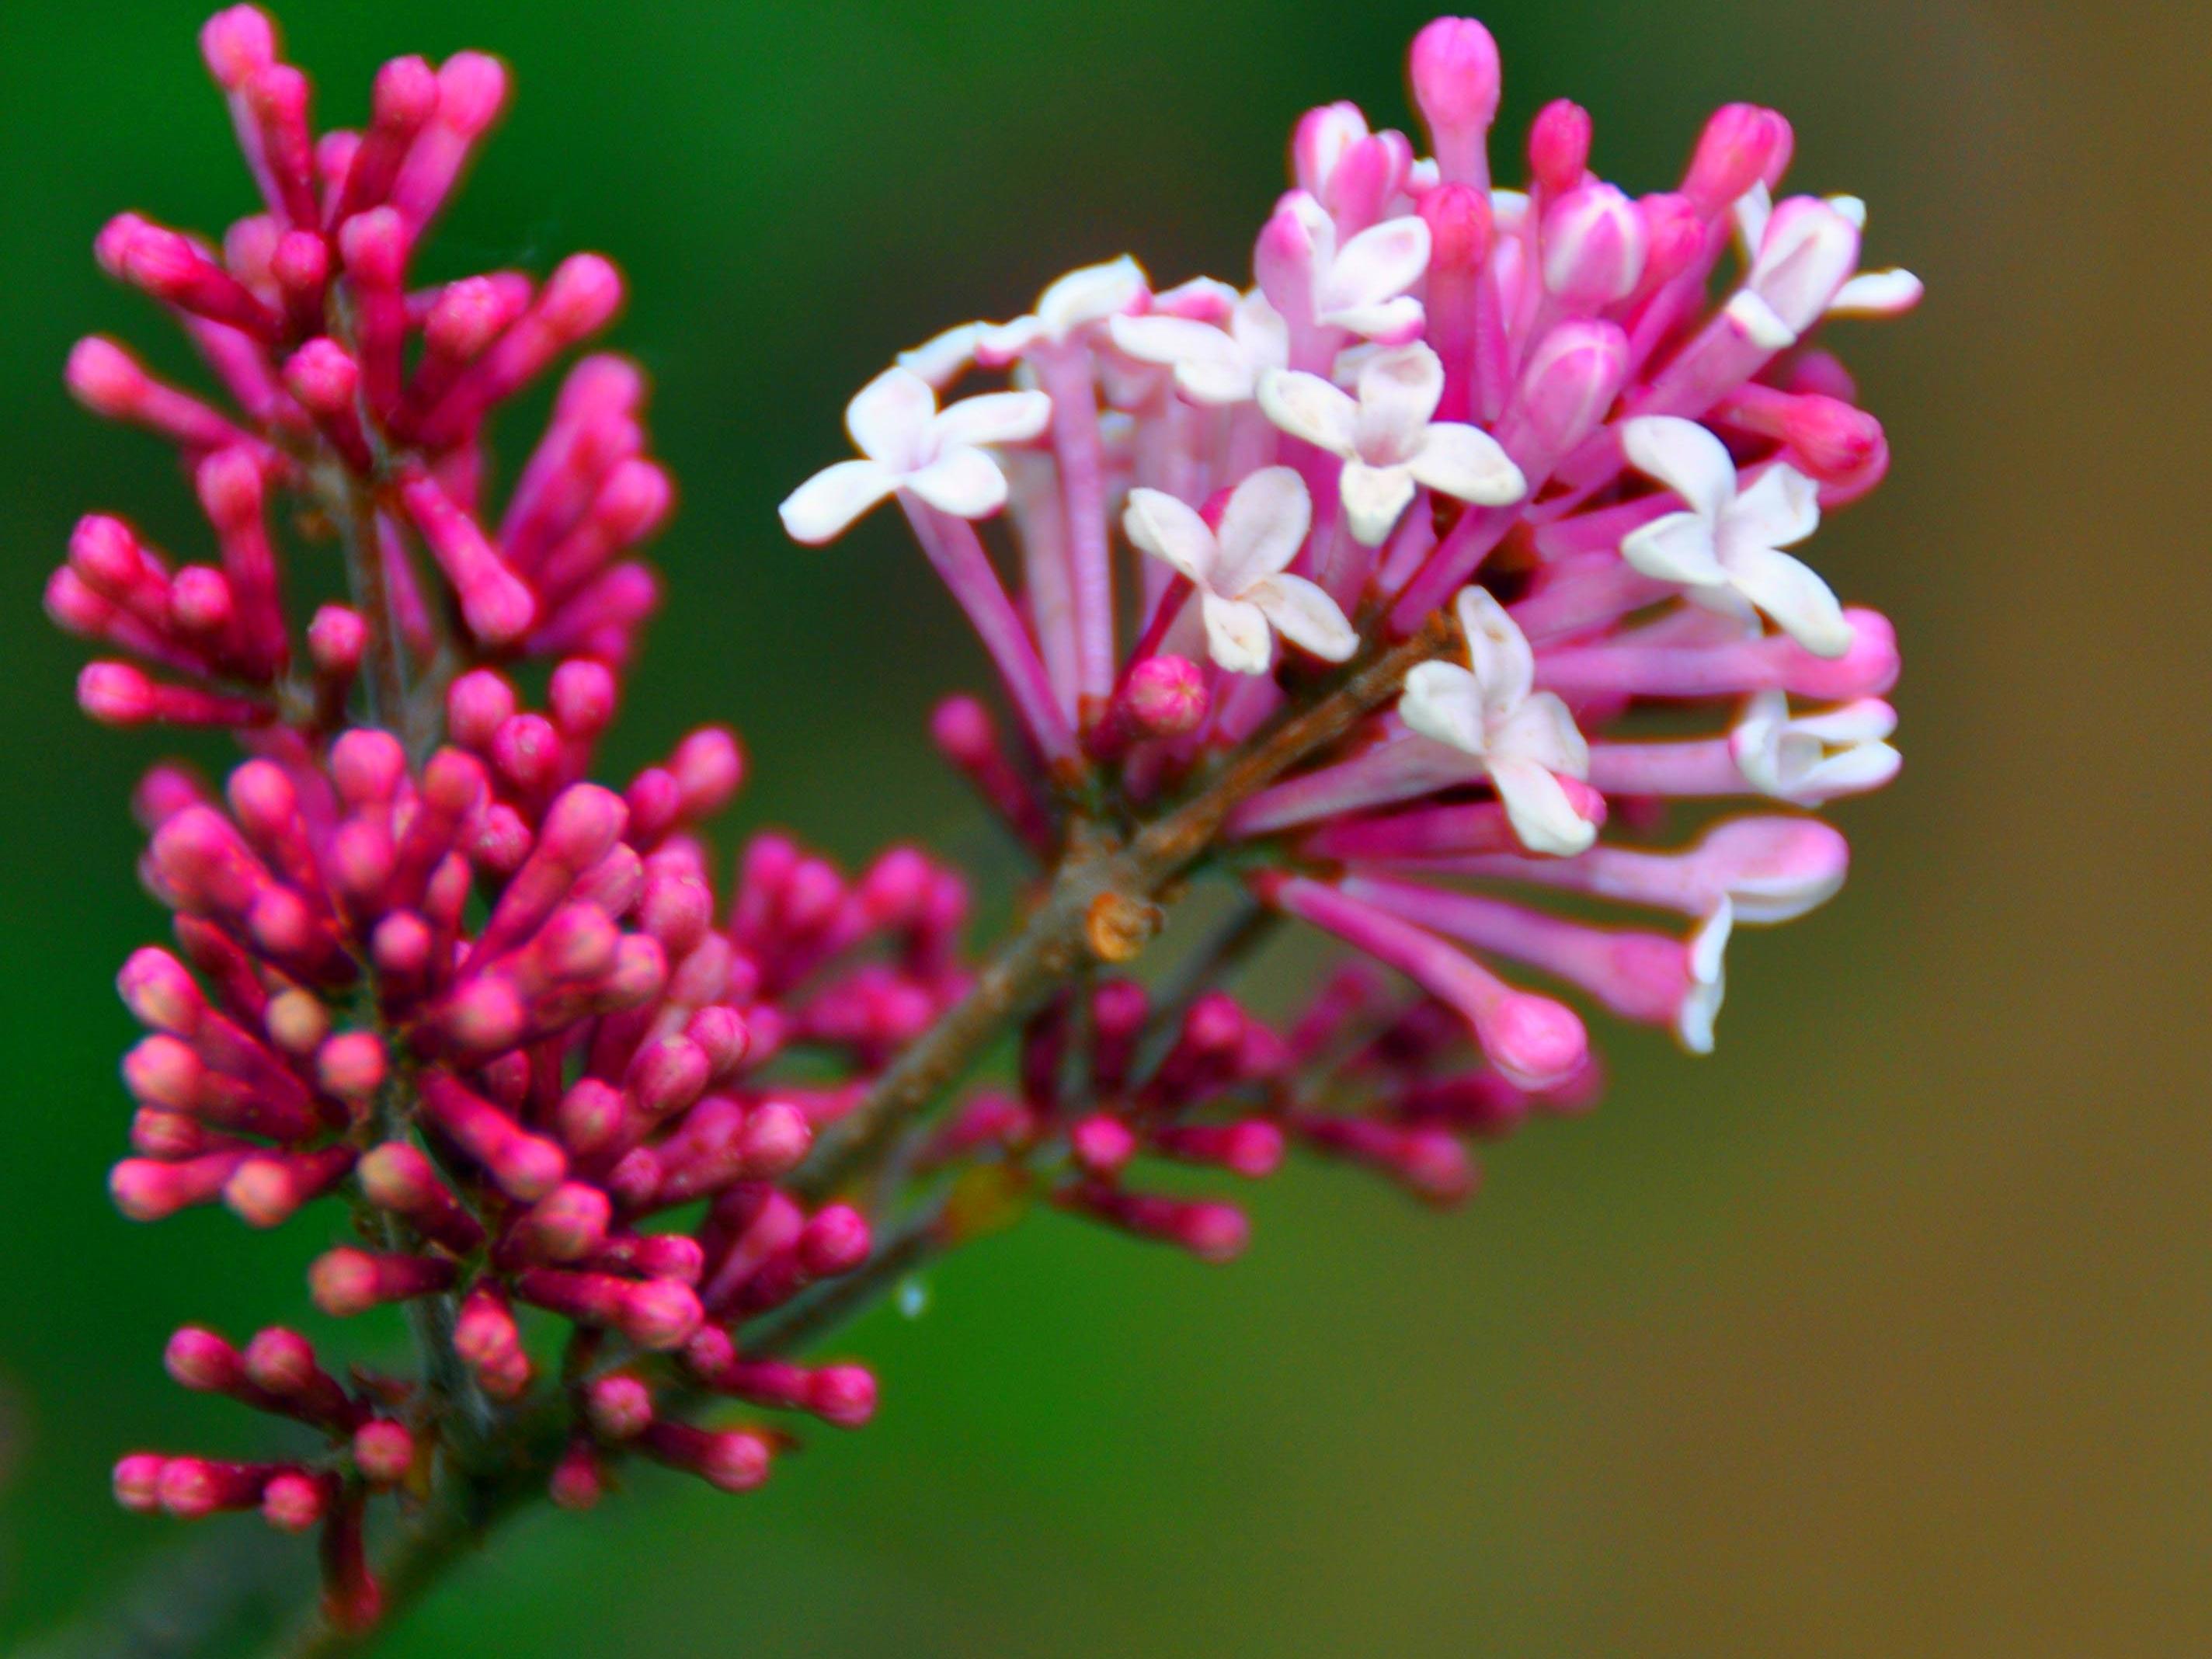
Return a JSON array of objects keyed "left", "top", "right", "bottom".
[{"left": 795, "top": 610, "right": 1456, "bottom": 1200}]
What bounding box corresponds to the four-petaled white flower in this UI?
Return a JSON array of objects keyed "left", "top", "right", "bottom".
[
  {"left": 1619, "top": 416, "right": 1853, "bottom": 658},
  {"left": 1286, "top": 193, "right": 1432, "bottom": 340},
  {"left": 1259, "top": 342, "right": 1525, "bottom": 545},
  {"left": 975, "top": 256, "right": 1151, "bottom": 364},
  {"left": 1121, "top": 467, "right": 1356, "bottom": 676},
  {"left": 1676, "top": 900, "right": 1734, "bottom": 1055},
  {"left": 1735, "top": 183, "right": 1923, "bottom": 321},
  {"left": 1108, "top": 288, "right": 1289, "bottom": 406},
  {"left": 1730, "top": 689, "right": 1901, "bottom": 805},
  {"left": 778, "top": 367, "right": 1052, "bottom": 544},
  {"left": 1397, "top": 586, "right": 1595, "bottom": 857}
]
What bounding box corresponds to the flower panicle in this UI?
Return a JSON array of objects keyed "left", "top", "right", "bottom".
[{"left": 781, "top": 11, "right": 1911, "bottom": 1087}]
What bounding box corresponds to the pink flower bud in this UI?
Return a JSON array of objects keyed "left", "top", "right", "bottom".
[{"left": 1408, "top": 17, "right": 1501, "bottom": 186}]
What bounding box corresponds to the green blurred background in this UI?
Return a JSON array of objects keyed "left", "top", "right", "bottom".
[{"left": 3, "top": 0, "right": 2207, "bottom": 1652}]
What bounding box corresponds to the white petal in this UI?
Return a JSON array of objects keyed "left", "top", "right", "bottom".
[
  {"left": 1730, "top": 181, "right": 1775, "bottom": 259},
  {"left": 1176, "top": 358, "right": 1261, "bottom": 406},
  {"left": 1494, "top": 691, "right": 1590, "bottom": 777},
  {"left": 1214, "top": 465, "right": 1313, "bottom": 590},
  {"left": 1406, "top": 423, "right": 1527, "bottom": 506},
  {"left": 1829, "top": 268, "right": 1925, "bottom": 318},
  {"left": 1488, "top": 756, "right": 1598, "bottom": 857},
  {"left": 1319, "top": 294, "right": 1426, "bottom": 342},
  {"left": 777, "top": 459, "right": 899, "bottom": 544},
  {"left": 1230, "top": 290, "right": 1289, "bottom": 360},
  {"left": 1675, "top": 901, "right": 1733, "bottom": 1054},
  {"left": 1201, "top": 591, "right": 1275, "bottom": 675},
  {"left": 1122, "top": 487, "right": 1219, "bottom": 585},
  {"left": 896, "top": 323, "right": 983, "bottom": 390},
  {"left": 1454, "top": 586, "right": 1534, "bottom": 713},
  {"left": 1257, "top": 369, "right": 1359, "bottom": 457},
  {"left": 844, "top": 368, "right": 937, "bottom": 467},
  {"left": 1725, "top": 543, "right": 1852, "bottom": 657},
  {"left": 1826, "top": 193, "right": 1868, "bottom": 229},
  {"left": 1355, "top": 344, "right": 1445, "bottom": 457},
  {"left": 1790, "top": 698, "right": 1896, "bottom": 745},
  {"left": 1320, "top": 215, "right": 1431, "bottom": 314},
  {"left": 1620, "top": 416, "right": 1737, "bottom": 520},
  {"left": 1620, "top": 510, "right": 1730, "bottom": 587},
  {"left": 1247, "top": 573, "right": 1358, "bottom": 663},
  {"left": 1108, "top": 313, "right": 1239, "bottom": 371},
  {"left": 1724, "top": 464, "right": 1821, "bottom": 551},
  {"left": 1338, "top": 458, "right": 1417, "bottom": 546},
  {"left": 1747, "top": 197, "right": 1860, "bottom": 334},
  {"left": 904, "top": 447, "right": 1007, "bottom": 520},
  {"left": 931, "top": 388, "right": 1054, "bottom": 452},
  {"left": 1397, "top": 660, "right": 1488, "bottom": 755},
  {"left": 1035, "top": 256, "right": 1148, "bottom": 339},
  {"left": 1723, "top": 289, "right": 1799, "bottom": 352}
]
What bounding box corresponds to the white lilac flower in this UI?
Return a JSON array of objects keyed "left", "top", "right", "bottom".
[
  {"left": 1730, "top": 689, "right": 1902, "bottom": 805},
  {"left": 1619, "top": 415, "right": 1853, "bottom": 657},
  {"left": 1396, "top": 586, "right": 1595, "bottom": 856},
  {"left": 778, "top": 367, "right": 1052, "bottom": 544},
  {"left": 1121, "top": 466, "right": 1355, "bottom": 674},
  {"left": 1258, "top": 342, "right": 1525, "bottom": 544}
]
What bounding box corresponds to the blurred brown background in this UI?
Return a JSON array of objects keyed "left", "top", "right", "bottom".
[{"left": 1, "top": 0, "right": 2207, "bottom": 1652}]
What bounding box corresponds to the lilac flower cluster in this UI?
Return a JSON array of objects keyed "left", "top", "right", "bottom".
[
  {"left": 47, "top": 7, "right": 1909, "bottom": 1639},
  {"left": 786, "top": 14, "right": 1911, "bottom": 1093}
]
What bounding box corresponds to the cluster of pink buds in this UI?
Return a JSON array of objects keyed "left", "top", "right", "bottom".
[
  {"left": 784, "top": 13, "right": 1911, "bottom": 1094},
  {"left": 54, "top": 8, "right": 1914, "bottom": 1639},
  {"left": 51, "top": 5, "right": 669, "bottom": 748}
]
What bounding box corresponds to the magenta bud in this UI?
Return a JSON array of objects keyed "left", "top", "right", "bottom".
[
  {"left": 668, "top": 727, "right": 744, "bottom": 819},
  {"left": 165, "top": 1326, "right": 245, "bottom": 1393},
  {"left": 447, "top": 669, "right": 517, "bottom": 752},
  {"left": 798, "top": 1205, "right": 871, "bottom": 1278},
  {"left": 739, "top": 1100, "right": 812, "bottom": 1177},
  {"left": 1529, "top": 99, "right": 1592, "bottom": 194},
  {"left": 620, "top": 1280, "right": 704, "bottom": 1351},
  {"left": 549, "top": 1440, "right": 606, "bottom": 1511},
  {"left": 309, "top": 1247, "right": 457, "bottom": 1317},
  {"left": 685, "top": 1006, "right": 751, "bottom": 1080},
  {"left": 1070, "top": 1114, "right": 1137, "bottom": 1176},
  {"left": 1408, "top": 17, "right": 1501, "bottom": 183},
  {"left": 114, "top": 1453, "right": 169, "bottom": 1513},
  {"left": 261, "top": 1470, "right": 328, "bottom": 1532},
  {"left": 282, "top": 338, "right": 357, "bottom": 413},
  {"left": 316, "top": 1031, "right": 386, "bottom": 1103},
  {"left": 1120, "top": 655, "right": 1207, "bottom": 739},
  {"left": 307, "top": 605, "right": 367, "bottom": 676},
  {"left": 351, "top": 1421, "right": 415, "bottom": 1485},
  {"left": 435, "top": 51, "right": 510, "bottom": 136},
  {"left": 65, "top": 336, "right": 148, "bottom": 416},
  {"left": 509, "top": 1181, "right": 612, "bottom": 1263},
  {"left": 1685, "top": 103, "right": 1793, "bottom": 213},
  {"left": 549, "top": 659, "right": 617, "bottom": 739},
  {"left": 809, "top": 1365, "right": 878, "bottom": 1428},
  {"left": 199, "top": 5, "right": 276, "bottom": 90},
  {"left": 584, "top": 1374, "right": 655, "bottom": 1439}
]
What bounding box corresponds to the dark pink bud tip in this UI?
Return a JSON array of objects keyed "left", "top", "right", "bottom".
[
  {"left": 620, "top": 1280, "right": 705, "bottom": 1351},
  {"left": 261, "top": 1471, "right": 328, "bottom": 1532},
  {"left": 114, "top": 1454, "right": 169, "bottom": 1513},
  {"left": 584, "top": 1374, "right": 655, "bottom": 1440},
  {"left": 798, "top": 1205, "right": 871, "bottom": 1278},
  {"left": 1409, "top": 17, "right": 1501, "bottom": 138},
  {"left": 809, "top": 1365, "right": 878, "bottom": 1428},
  {"left": 352, "top": 1421, "right": 415, "bottom": 1486}
]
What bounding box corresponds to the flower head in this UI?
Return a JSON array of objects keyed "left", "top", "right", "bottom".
[
  {"left": 1261, "top": 343, "right": 1525, "bottom": 543},
  {"left": 1619, "top": 416, "right": 1852, "bottom": 656},
  {"left": 779, "top": 368, "right": 1052, "bottom": 543},
  {"left": 1122, "top": 468, "right": 1355, "bottom": 673},
  {"left": 1397, "top": 588, "right": 1595, "bottom": 855}
]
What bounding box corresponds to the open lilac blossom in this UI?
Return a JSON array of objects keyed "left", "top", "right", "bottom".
[
  {"left": 54, "top": 9, "right": 1913, "bottom": 1641},
  {"left": 1122, "top": 468, "right": 1357, "bottom": 673}
]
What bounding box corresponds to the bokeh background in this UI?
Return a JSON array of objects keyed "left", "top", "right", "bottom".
[{"left": 2, "top": 0, "right": 2207, "bottom": 1653}]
